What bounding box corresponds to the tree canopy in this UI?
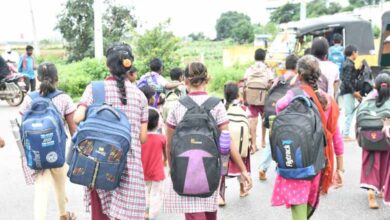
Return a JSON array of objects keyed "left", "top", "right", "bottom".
[
  {"left": 56, "top": 0, "right": 137, "bottom": 62},
  {"left": 215, "top": 11, "right": 254, "bottom": 43}
]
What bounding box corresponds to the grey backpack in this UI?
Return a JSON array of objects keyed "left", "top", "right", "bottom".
[
  {"left": 270, "top": 89, "right": 326, "bottom": 180},
  {"left": 356, "top": 98, "right": 390, "bottom": 151},
  {"left": 171, "top": 96, "right": 221, "bottom": 197}
]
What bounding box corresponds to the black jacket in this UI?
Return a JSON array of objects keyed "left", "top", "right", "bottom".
[{"left": 340, "top": 58, "right": 358, "bottom": 95}]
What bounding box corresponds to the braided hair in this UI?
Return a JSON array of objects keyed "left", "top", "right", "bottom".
[
  {"left": 106, "top": 43, "right": 134, "bottom": 105},
  {"left": 184, "top": 62, "right": 209, "bottom": 87},
  {"left": 296, "top": 55, "right": 328, "bottom": 110},
  {"left": 37, "top": 62, "right": 58, "bottom": 96},
  {"left": 224, "top": 82, "right": 239, "bottom": 110}
]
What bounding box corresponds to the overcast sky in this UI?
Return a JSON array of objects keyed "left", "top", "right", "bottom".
[{"left": 0, "top": 0, "right": 349, "bottom": 42}]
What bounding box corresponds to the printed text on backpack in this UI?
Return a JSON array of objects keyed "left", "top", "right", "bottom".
[
  {"left": 270, "top": 89, "right": 326, "bottom": 179},
  {"left": 21, "top": 90, "right": 66, "bottom": 170}
]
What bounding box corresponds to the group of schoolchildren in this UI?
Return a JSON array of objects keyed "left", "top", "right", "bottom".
[{"left": 1, "top": 36, "right": 388, "bottom": 220}]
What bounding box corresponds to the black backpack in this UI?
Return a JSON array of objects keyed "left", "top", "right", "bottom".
[
  {"left": 270, "top": 89, "right": 326, "bottom": 180},
  {"left": 171, "top": 96, "right": 221, "bottom": 197},
  {"left": 264, "top": 76, "right": 294, "bottom": 128},
  {"left": 356, "top": 60, "right": 374, "bottom": 97}
]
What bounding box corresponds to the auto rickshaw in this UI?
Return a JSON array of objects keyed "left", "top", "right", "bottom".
[{"left": 267, "top": 14, "right": 377, "bottom": 76}]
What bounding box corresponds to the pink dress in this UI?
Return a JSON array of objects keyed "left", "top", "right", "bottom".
[
  {"left": 359, "top": 90, "right": 390, "bottom": 205},
  {"left": 271, "top": 89, "right": 344, "bottom": 208}
]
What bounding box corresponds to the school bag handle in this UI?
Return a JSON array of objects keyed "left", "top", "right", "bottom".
[
  {"left": 291, "top": 95, "right": 313, "bottom": 108},
  {"left": 96, "top": 105, "right": 121, "bottom": 120}
]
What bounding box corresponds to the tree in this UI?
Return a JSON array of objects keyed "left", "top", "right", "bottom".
[
  {"left": 135, "top": 21, "right": 181, "bottom": 77},
  {"left": 188, "top": 32, "right": 206, "bottom": 41},
  {"left": 270, "top": 3, "right": 299, "bottom": 24},
  {"left": 231, "top": 20, "right": 254, "bottom": 44},
  {"left": 270, "top": 1, "right": 343, "bottom": 24},
  {"left": 215, "top": 11, "right": 254, "bottom": 43},
  {"left": 254, "top": 23, "right": 278, "bottom": 39},
  {"left": 103, "top": 5, "right": 137, "bottom": 51},
  {"left": 56, "top": 0, "right": 94, "bottom": 62},
  {"left": 56, "top": 0, "right": 137, "bottom": 62}
]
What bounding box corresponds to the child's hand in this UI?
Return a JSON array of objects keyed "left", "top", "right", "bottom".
[
  {"left": 333, "top": 170, "right": 344, "bottom": 189},
  {"left": 0, "top": 137, "right": 5, "bottom": 148},
  {"left": 240, "top": 171, "right": 253, "bottom": 192}
]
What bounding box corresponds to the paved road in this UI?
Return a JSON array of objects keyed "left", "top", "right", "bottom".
[{"left": 0, "top": 101, "right": 389, "bottom": 220}]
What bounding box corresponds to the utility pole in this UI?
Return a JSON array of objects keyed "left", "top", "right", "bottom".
[
  {"left": 300, "top": 0, "right": 307, "bottom": 21},
  {"left": 94, "top": 0, "right": 103, "bottom": 59},
  {"left": 28, "top": 0, "right": 40, "bottom": 55}
]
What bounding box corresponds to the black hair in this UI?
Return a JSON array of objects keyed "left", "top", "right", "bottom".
[
  {"left": 285, "top": 54, "right": 299, "bottom": 70},
  {"left": 254, "top": 48, "right": 266, "bottom": 61},
  {"left": 147, "top": 108, "right": 160, "bottom": 131},
  {"left": 304, "top": 48, "right": 311, "bottom": 56},
  {"left": 170, "top": 68, "right": 183, "bottom": 81},
  {"left": 37, "top": 62, "right": 58, "bottom": 97},
  {"left": 26, "top": 45, "right": 34, "bottom": 51},
  {"left": 129, "top": 66, "right": 137, "bottom": 74},
  {"left": 311, "top": 37, "right": 329, "bottom": 60},
  {"left": 106, "top": 43, "right": 134, "bottom": 105},
  {"left": 296, "top": 55, "right": 328, "bottom": 110},
  {"left": 374, "top": 72, "right": 390, "bottom": 107},
  {"left": 150, "top": 58, "right": 163, "bottom": 73},
  {"left": 224, "top": 82, "right": 239, "bottom": 110},
  {"left": 140, "top": 85, "right": 156, "bottom": 102},
  {"left": 184, "top": 62, "right": 208, "bottom": 87},
  {"left": 333, "top": 33, "right": 343, "bottom": 44},
  {"left": 344, "top": 45, "right": 358, "bottom": 57}
]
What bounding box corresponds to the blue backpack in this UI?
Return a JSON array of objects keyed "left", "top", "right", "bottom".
[
  {"left": 67, "top": 81, "right": 132, "bottom": 190},
  {"left": 328, "top": 46, "right": 345, "bottom": 76},
  {"left": 21, "top": 90, "right": 66, "bottom": 170},
  {"left": 137, "top": 73, "right": 164, "bottom": 107}
]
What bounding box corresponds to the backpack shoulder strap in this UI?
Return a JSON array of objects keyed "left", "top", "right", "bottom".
[
  {"left": 28, "top": 91, "right": 40, "bottom": 100},
  {"left": 201, "top": 97, "right": 221, "bottom": 111},
  {"left": 46, "top": 90, "right": 64, "bottom": 99},
  {"left": 92, "top": 81, "right": 105, "bottom": 105},
  {"left": 179, "top": 96, "right": 198, "bottom": 110}
]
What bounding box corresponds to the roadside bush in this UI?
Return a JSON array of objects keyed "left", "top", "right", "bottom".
[
  {"left": 57, "top": 58, "right": 107, "bottom": 98},
  {"left": 207, "top": 61, "right": 247, "bottom": 96}
]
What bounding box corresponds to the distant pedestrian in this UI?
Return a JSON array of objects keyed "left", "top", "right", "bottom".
[
  {"left": 311, "top": 37, "right": 340, "bottom": 98},
  {"left": 340, "top": 45, "right": 363, "bottom": 141},
  {"left": 328, "top": 33, "right": 345, "bottom": 76},
  {"left": 18, "top": 45, "right": 37, "bottom": 91},
  {"left": 137, "top": 58, "right": 183, "bottom": 107},
  {"left": 20, "top": 62, "right": 77, "bottom": 220},
  {"left": 219, "top": 82, "right": 251, "bottom": 206},
  {"left": 244, "top": 48, "right": 273, "bottom": 153},
  {"left": 127, "top": 66, "right": 138, "bottom": 84},
  {"left": 259, "top": 54, "right": 299, "bottom": 181},
  {"left": 358, "top": 73, "right": 390, "bottom": 209}
]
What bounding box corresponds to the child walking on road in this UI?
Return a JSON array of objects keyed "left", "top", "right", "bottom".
[
  {"left": 271, "top": 55, "right": 344, "bottom": 220},
  {"left": 142, "top": 108, "right": 167, "bottom": 219}
]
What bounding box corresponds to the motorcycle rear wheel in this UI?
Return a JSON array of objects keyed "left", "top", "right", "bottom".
[{"left": 6, "top": 86, "right": 25, "bottom": 106}]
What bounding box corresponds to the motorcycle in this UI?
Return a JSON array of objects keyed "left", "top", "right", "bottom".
[{"left": 0, "top": 72, "right": 26, "bottom": 106}]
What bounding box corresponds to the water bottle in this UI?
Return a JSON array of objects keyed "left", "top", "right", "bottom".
[
  {"left": 219, "top": 130, "right": 231, "bottom": 176},
  {"left": 10, "top": 118, "right": 25, "bottom": 157},
  {"left": 269, "top": 115, "right": 276, "bottom": 137}
]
